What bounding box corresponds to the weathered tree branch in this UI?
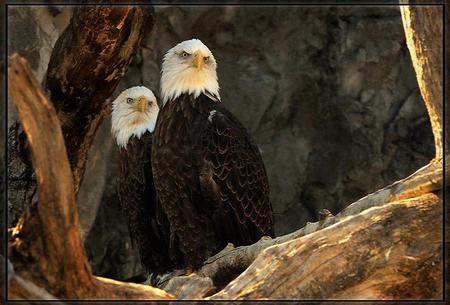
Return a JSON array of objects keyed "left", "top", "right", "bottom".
[
  {"left": 210, "top": 193, "right": 442, "bottom": 300},
  {"left": 8, "top": 54, "right": 91, "bottom": 296},
  {"left": 7, "top": 54, "right": 173, "bottom": 300},
  {"left": 8, "top": 6, "right": 154, "bottom": 227},
  {"left": 155, "top": 157, "right": 445, "bottom": 297},
  {"left": 46, "top": 6, "right": 154, "bottom": 194},
  {"left": 400, "top": 5, "right": 443, "bottom": 158},
  {"left": 339, "top": 157, "right": 446, "bottom": 217}
]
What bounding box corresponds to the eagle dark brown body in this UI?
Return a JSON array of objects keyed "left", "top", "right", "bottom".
[
  {"left": 152, "top": 92, "right": 274, "bottom": 269},
  {"left": 117, "top": 131, "right": 172, "bottom": 273}
]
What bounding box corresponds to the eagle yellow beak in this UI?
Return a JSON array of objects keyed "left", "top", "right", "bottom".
[
  {"left": 193, "top": 50, "right": 204, "bottom": 70},
  {"left": 136, "top": 97, "right": 148, "bottom": 113}
]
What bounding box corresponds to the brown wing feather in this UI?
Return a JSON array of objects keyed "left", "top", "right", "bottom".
[
  {"left": 152, "top": 95, "right": 216, "bottom": 268},
  {"left": 152, "top": 93, "right": 274, "bottom": 269},
  {"left": 199, "top": 101, "right": 274, "bottom": 244},
  {"left": 117, "top": 132, "right": 172, "bottom": 273}
]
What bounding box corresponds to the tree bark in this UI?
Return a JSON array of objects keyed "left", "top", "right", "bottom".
[
  {"left": 156, "top": 158, "right": 447, "bottom": 298},
  {"left": 45, "top": 6, "right": 153, "bottom": 193},
  {"left": 400, "top": 5, "right": 443, "bottom": 158},
  {"left": 7, "top": 6, "right": 154, "bottom": 227},
  {"left": 210, "top": 193, "right": 442, "bottom": 300},
  {"left": 8, "top": 54, "right": 91, "bottom": 296},
  {"left": 7, "top": 54, "right": 173, "bottom": 300}
]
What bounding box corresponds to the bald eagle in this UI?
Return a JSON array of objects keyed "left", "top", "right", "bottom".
[
  {"left": 152, "top": 39, "right": 274, "bottom": 269},
  {"left": 111, "top": 86, "right": 172, "bottom": 274}
]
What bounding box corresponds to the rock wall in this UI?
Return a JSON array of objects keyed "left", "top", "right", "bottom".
[{"left": 7, "top": 5, "right": 434, "bottom": 281}]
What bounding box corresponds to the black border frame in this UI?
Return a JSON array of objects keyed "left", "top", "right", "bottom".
[{"left": 1, "top": 1, "right": 447, "bottom": 303}]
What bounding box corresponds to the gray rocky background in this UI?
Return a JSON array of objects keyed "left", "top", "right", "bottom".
[{"left": 7, "top": 5, "right": 434, "bottom": 281}]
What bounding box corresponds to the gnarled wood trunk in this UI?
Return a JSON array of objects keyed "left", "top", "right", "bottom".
[
  {"left": 400, "top": 4, "right": 443, "bottom": 158},
  {"left": 210, "top": 193, "right": 442, "bottom": 300},
  {"left": 7, "top": 6, "right": 154, "bottom": 227}
]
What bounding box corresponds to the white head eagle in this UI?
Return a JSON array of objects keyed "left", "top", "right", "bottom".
[
  {"left": 111, "top": 86, "right": 159, "bottom": 148},
  {"left": 161, "top": 38, "right": 220, "bottom": 105},
  {"left": 112, "top": 86, "right": 173, "bottom": 274},
  {"left": 152, "top": 39, "right": 274, "bottom": 269}
]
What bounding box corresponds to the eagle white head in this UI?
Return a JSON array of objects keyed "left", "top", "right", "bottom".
[
  {"left": 161, "top": 39, "right": 220, "bottom": 105},
  {"left": 111, "top": 86, "right": 159, "bottom": 149}
]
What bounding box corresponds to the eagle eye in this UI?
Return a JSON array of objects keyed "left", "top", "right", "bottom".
[
  {"left": 181, "top": 51, "right": 190, "bottom": 58},
  {"left": 148, "top": 100, "right": 153, "bottom": 106},
  {"left": 126, "top": 98, "right": 133, "bottom": 104},
  {"left": 204, "top": 56, "right": 210, "bottom": 63}
]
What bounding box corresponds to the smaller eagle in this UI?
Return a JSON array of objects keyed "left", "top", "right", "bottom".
[{"left": 111, "top": 86, "right": 172, "bottom": 275}]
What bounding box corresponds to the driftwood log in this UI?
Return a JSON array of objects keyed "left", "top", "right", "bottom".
[
  {"left": 400, "top": 4, "right": 443, "bottom": 159},
  {"left": 7, "top": 6, "right": 154, "bottom": 227},
  {"left": 210, "top": 193, "right": 442, "bottom": 300},
  {"left": 157, "top": 157, "right": 446, "bottom": 299},
  {"left": 189, "top": 158, "right": 446, "bottom": 282},
  {"left": 5, "top": 4, "right": 445, "bottom": 301}
]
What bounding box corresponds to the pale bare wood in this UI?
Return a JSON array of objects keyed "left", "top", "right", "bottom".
[
  {"left": 210, "top": 193, "right": 442, "bottom": 300},
  {"left": 169, "top": 157, "right": 444, "bottom": 291},
  {"left": 8, "top": 53, "right": 93, "bottom": 295},
  {"left": 161, "top": 274, "right": 216, "bottom": 299},
  {"left": 91, "top": 276, "right": 173, "bottom": 300},
  {"left": 400, "top": 5, "right": 443, "bottom": 158},
  {"left": 8, "top": 274, "right": 175, "bottom": 301},
  {"left": 339, "top": 157, "right": 446, "bottom": 217}
]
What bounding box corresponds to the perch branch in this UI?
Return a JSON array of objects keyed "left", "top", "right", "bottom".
[
  {"left": 158, "top": 157, "right": 445, "bottom": 298},
  {"left": 7, "top": 54, "right": 173, "bottom": 300},
  {"left": 8, "top": 53, "right": 91, "bottom": 295},
  {"left": 210, "top": 193, "right": 442, "bottom": 300},
  {"left": 182, "top": 157, "right": 445, "bottom": 291},
  {"left": 401, "top": 5, "right": 443, "bottom": 158}
]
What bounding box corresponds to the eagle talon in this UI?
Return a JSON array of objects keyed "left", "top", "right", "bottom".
[
  {"left": 318, "top": 209, "right": 333, "bottom": 221},
  {"left": 261, "top": 235, "right": 273, "bottom": 241},
  {"left": 153, "top": 269, "right": 188, "bottom": 288},
  {"left": 223, "top": 242, "right": 235, "bottom": 251}
]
